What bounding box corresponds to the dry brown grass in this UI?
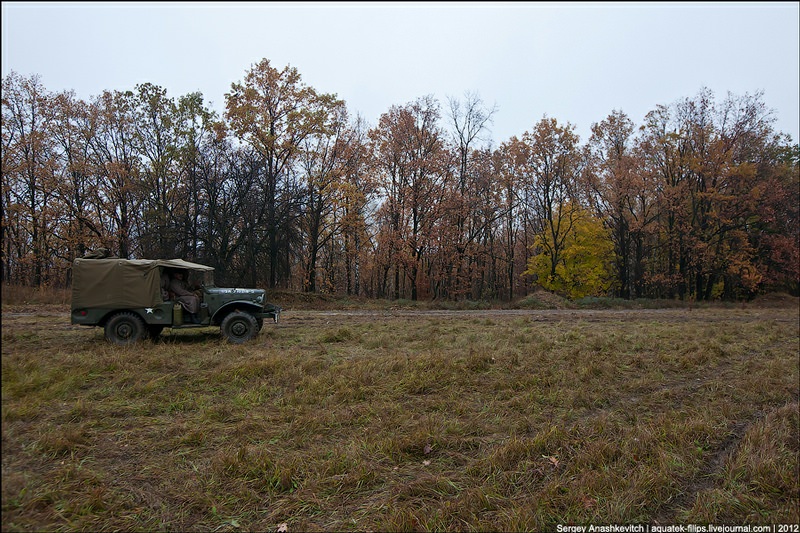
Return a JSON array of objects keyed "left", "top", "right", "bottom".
[{"left": 2, "top": 295, "right": 799, "bottom": 531}]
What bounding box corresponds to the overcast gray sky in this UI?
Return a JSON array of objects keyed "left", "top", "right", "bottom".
[{"left": 2, "top": 1, "right": 799, "bottom": 145}]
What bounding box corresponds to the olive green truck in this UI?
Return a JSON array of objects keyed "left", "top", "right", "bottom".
[{"left": 71, "top": 257, "right": 280, "bottom": 345}]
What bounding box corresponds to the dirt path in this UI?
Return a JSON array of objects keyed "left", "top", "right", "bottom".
[
  {"left": 281, "top": 306, "right": 797, "bottom": 321},
  {"left": 2, "top": 305, "right": 797, "bottom": 338}
]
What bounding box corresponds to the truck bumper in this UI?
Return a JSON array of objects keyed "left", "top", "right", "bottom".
[{"left": 255, "top": 304, "right": 282, "bottom": 323}]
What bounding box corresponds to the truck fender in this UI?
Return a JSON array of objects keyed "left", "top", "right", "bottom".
[{"left": 211, "top": 301, "right": 263, "bottom": 324}]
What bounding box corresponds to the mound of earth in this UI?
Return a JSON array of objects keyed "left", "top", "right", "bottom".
[{"left": 750, "top": 292, "right": 799, "bottom": 308}]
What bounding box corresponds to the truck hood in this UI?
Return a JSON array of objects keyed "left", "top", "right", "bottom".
[{"left": 206, "top": 287, "right": 265, "bottom": 299}]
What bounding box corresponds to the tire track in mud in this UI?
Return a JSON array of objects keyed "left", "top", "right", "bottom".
[{"left": 650, "top": 414, "right": 763, "bottom": 524}]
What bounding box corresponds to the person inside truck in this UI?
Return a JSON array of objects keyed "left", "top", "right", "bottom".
[
  {"left": 160, "top": 269, "right": 172, "bottom": 301},
  {"left": 169, "top": 270, "right": 201, "bottom": 323}
]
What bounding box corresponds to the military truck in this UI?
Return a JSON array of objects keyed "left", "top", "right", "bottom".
[{"left": 71, "top": 257, "right": 280, "bottom": 345}]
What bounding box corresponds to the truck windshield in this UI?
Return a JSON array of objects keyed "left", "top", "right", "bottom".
[{"left": 200, "top": 270, "right": 215, "bottom": 287}]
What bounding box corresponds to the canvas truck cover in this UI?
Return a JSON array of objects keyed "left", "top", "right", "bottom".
[{"left": 71, "top": 258, "right": 214, "bottom": 310}]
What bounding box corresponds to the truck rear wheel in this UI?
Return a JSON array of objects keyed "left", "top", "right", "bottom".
[
  {"left": 221, "top": 311, "right": 259, "bottom": 344},
  {"left": 105, "top": 312, "right": 147, "bottom": 345}
]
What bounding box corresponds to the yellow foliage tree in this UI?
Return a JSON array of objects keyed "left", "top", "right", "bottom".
[{"left": 524, "top": 206, "right": 616, "bottom": 299}]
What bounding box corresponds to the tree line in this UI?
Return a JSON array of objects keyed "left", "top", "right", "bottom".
[{"left": 2, "top": 59, "right": 798, "bottom": 301}]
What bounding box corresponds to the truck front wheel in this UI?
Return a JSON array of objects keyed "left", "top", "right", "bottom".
[
  {"left": 105, "top": 312, "right": 147, "bottom": 345},
  {"left": 221, "top": 311, "right": 259, "bottom": 344}
]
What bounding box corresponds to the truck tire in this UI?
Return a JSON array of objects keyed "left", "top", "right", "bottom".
[
  {"left": 221, "top": 311, "right": 259, "bottom": 344},
  {"left": 105, "top": 312, "right": 147, "bottom": 345}
]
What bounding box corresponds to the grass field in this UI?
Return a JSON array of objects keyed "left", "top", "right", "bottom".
[{"left": 2, "top": 299, "right": 799, "bottom": 531}]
